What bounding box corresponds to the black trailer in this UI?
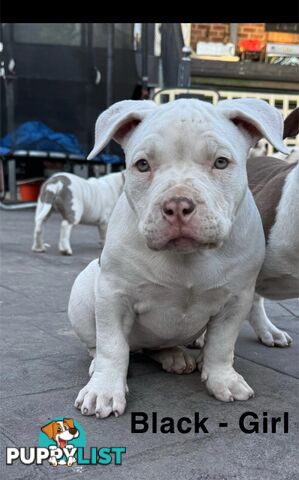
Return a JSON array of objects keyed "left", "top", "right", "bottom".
[{"left": 0, "top": 23, "right": 143, "bottom": 153}]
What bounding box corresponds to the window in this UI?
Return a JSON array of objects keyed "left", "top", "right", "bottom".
[
  {"left": 93, "top": 23, "right": 133, "bottom": 49},
  {"left": 265, "top": 24, "right": 299, "bottom": 33},
  {"left": 13, "top": 23, "right": 82, "bottom": 46}
]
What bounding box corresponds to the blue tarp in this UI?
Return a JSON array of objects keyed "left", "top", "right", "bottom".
[
  {"left": 0, "top": 121, "right": 85, "bottom": 156},
  {"left": 0, "top": 120, "right": 123, "bottom": 164}
]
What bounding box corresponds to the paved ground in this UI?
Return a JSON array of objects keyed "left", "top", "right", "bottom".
[{"left": 0, "top": 208, "right": 298, "bottom": 480}]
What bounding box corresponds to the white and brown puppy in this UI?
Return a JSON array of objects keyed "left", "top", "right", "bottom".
[
  {"left": 247, "top": 107, "right": 299, "bottom": 347},
  {"left": 41, "top": 418, "right": 79, "bottom": 466},
  {"left": 32, "top": 171, "right": 124, "bottom": 255},
  {"left": 68, "top": 98, "right": 288, "bottom": 419}
]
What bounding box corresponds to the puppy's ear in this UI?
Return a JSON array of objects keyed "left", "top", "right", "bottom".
[
  {"left": 41, "top": 421, "right": 55, "bottom": 439},
  {"left": 63, "top": 418, "right": 75, "bottom": 429},
  {"left": 216, "top": 98, "right": 289, "bottom": 154},
  {"left": 283, "top": 108, "right": 299, "bottom": 139},
  {"left": 88, "top": 100, "right": 157, "bottom": 160}
]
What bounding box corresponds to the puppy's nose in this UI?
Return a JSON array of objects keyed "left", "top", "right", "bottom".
[
  {"left": 69, "top": 427, "right": 77, "bottom": 435},
  {"left": 162, "top": 197, "right": 196, "bottom": 224}
]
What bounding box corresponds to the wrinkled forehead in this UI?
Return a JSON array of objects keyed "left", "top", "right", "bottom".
[
  {"left": 146, "top": 100, "right": 218, "bottom": 133},
  {"left": 127, "top": 100, "right": 241, "bottom": 157}
]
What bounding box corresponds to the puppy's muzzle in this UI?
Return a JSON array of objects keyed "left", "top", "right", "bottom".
[{"left": 162, "top": 196, "right": 196, "bottom": 226}]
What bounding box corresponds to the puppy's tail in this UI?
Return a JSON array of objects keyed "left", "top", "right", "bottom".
[{"left": 35, "top": 180, "right": 63, "bottom": 223}]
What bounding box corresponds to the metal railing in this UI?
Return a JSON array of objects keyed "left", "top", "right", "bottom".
[{"left": 153, "top": 87, "right": 299, "bottom": 155}]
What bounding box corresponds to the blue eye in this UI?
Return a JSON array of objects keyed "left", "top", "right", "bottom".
[
  {"left": 214, "top": 157, "right": 229, "bottom": 169},
  {"left": 135, "top": 159, "right": 150, "bottom": 172}
]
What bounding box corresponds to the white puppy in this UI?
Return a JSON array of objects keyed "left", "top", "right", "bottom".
[
  {"left": 32, "top": 171, "right": 124, "bottom": 255},
  {"left": 68, "top": 98, "right": 288, "bottom": 418}
]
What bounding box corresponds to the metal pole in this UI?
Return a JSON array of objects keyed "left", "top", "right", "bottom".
[
  {"left": 177, "top": 46, "right": 192, "bottom": 88},
  {"left": 8, "top": 159, "right": 17, "bottom": 201},
  {"left": 230, "top": 24, "right": 238, "bottom": 48},
  {"left": 106, "top": 23, "right": 114, "bottom": 109},
  {"left": 106, "top": 23, "right": 114, "bottom": 157},
  {"left": 2, "top": 24, "right": 17, "bottom": 200},
  {"left": 141, "top": 23, "right": 148, "bottom": 89}
]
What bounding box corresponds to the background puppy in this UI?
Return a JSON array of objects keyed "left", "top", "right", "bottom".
[
  {"left": 32, "top": 171, "right": 124, "bottom": 255},
  {"left": 247, "top": 107, "right": 299, "bottom": 347}
]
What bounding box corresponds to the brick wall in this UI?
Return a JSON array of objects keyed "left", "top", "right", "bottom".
[
  {"left": 238, "top": 23, "right": 265, "bottom": 42},
  {"left": 190, "top": 23, "right": 299, "bottom": 50},
  {"left": 190, "top": 24, "right": 230, "bottom": 48}
]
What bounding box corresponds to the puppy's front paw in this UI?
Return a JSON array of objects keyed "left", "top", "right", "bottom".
[
  {"left": 201, "top": 367, "right": 254, "bottom": 402},
  {"left": 74, "top": 372, "right": 128, "bottom": 418}
]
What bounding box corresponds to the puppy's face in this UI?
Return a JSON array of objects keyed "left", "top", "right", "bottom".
[
  {"left": 41, "top": 418, "right": 79, "bottom": 447},
  {"left": 124, "top": 102, "right": 249, "bottom": 253}
]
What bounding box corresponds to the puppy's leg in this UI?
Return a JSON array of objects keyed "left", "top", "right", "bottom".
[
  {"left": 97, "top": 222, "right": 107, "bottom": 249},
  {"left": 68, "top": 260, "right": 99, "bottom": 377},
  {"left": 248, "top": 293, "right": 292, "bottom": 347},
  {"left": 68, "top": 260, "right": 97, "bottom": 350},
  {"left": 32, "top": 219, "right": 47, "bottom": 252},
  {"left": 145, "top": 346, "right": 197, "bottom": 374},
  {"left": 59, "top": 220, "right": 73, "bottom": 255},
  {"left": 201, "top": 287, "right": 255, "bottom": 402},
  {"left": 32, "top": 200, "right": 52, "bottom": 252},
  {"left": 69, "top": 264, "right": 133, "bottom": 418}
]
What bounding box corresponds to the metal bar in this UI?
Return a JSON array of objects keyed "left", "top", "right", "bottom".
[
  {"left": 141, "top": 23, "right": 149, "bottom": 88},
  {"left": 8, "top": 159, "right": 17, "bottom": 201},
  {"left": 230, "top": 24, "right": 238, "bottom": 47},
  {"left": 106, "top": 23, "right": 114, "bottom": 109},
  {"left": 106, "top": 23, "right": 115, "bottom": 155}
]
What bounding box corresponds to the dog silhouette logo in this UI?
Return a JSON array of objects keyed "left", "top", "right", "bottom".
[{"left": 40, "top": 417, "right": 85, "bottom": 466}]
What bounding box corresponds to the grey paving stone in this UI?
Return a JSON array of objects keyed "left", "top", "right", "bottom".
[
  {"left": 236, "top": 323, "right": 299, "bottom": 378},
  {"left": 0, "top": 209, "right": 298, "bottom": 480},
  {"left": 278, "top": 299, "right": 299, "bottom": 318},
  {"left": 1, "top": 358, "right": 298, "bottom": 480}
]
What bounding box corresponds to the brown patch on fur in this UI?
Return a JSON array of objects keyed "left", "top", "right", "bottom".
[
  {"left": 247, "top": 156, "right": 298, "bottom": 241},
  {"left": 40, "top": 175, "right": 75, "bottom": 223}
]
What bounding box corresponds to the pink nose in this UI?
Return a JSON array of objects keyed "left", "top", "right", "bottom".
[{"left": 162, "top": 197, "right": 196, "bottom": 224}]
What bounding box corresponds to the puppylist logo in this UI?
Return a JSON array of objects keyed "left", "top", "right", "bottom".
[{"left": 6, "top": 417, "right": 126, "bottom": 467}]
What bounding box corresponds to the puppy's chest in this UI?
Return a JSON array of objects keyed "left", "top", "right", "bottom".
[{"left": 131, "top": 284, "right": 229, "bottom": 349}]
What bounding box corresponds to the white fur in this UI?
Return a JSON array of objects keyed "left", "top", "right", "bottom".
[
  {"left": 272, "top": 147, "right": 299, "bottom": 163},
  {"left": 68, "top": 98, "right": 287, "bottom": 418}
]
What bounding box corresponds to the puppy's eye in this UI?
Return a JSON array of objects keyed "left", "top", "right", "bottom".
[
  {"left": 135, "top": 159, "right": 150, "bottom": 172},
  {"left": 213, "top": 157, "right": 229, "bottom": 170}
]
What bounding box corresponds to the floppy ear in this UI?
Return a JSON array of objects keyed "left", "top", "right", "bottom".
[
  {"left": 41, "top": 421, "right": 55, "bottom": 439},
  {"left": 283, "top": 108, "right": 299, "bottom": 139},
  {"left": 63, "top": 418, "right": 75, "bottom": 429},
  {"left": 216, "top": 98, "right": 289, "bottom": 154},
  {"left": 87, "top": 100, "right": 158, "bottom": 160}
]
